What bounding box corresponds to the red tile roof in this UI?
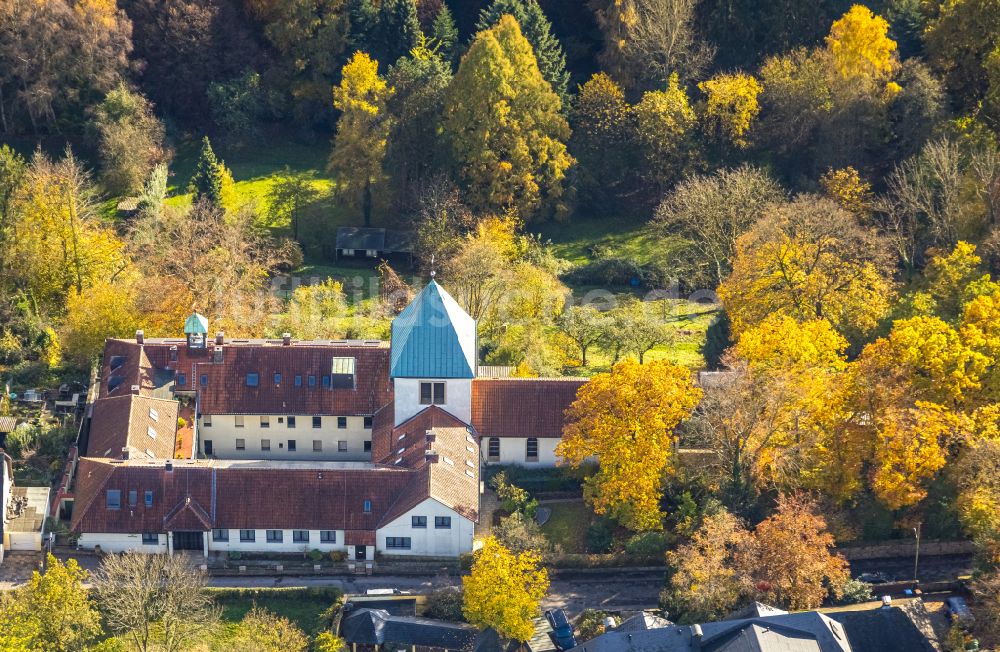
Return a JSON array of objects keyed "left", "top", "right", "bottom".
[
  {"left": 71, "top": 458, "right": 427, "bottom": 533},
  {"left": 87, "top": 395, "right": 178, "bottom": 460},
  {"left": 101, "top": 338, "right": 393, "bottom": 417},
  {"left": 471, "top": 378, "right": 587, "bottom": 438}
]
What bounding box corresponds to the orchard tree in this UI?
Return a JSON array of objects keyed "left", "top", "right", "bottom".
[
  {"left": 477, "top": 0, "right": 571, "bottom": 106},
  {"left": 557, "top": 304, "right": 607, "bottom": 367},
  {"left": 462, "top": 537, "right": 549, "bottom": 642},
  {"left": 232, "top": 607, "right": 309, "bottom": 652},
  {"left": 558, "top": 359, "right": 702, "bottom": 531},
  {"left": 328, "top": 51, "right": 392, "bottom": 227},
  {"left": 267, "top": 167, "right": 321, "bottom": 241},
  {"left": 443, "top": 15, "right": 573, "bottom": 220}
]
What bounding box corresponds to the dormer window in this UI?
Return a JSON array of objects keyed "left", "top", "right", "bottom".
[
  {"left": 295, "top": 375, "right": 302, "bottom": 387},
  {"left": 308, "top": 375, "right": 316, "bottom": 388},
  {"left": 331, "top": 357, "right": 356, "bottom": 389},
  {"left": 246, "top": 373, "right": 259, "bottom": 387},
  {"left": 109, "top": 355, "right": 126, "bottom": 372},
  {"left": 274, "top": 373, "right": 281, "bottom": 385},
  {"left": 363, "top": 500, "right": 372, "bottom": 513}
]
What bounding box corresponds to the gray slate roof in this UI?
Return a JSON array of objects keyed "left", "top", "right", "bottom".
[{"left": 341, "top": 607, "right": 499, "bottom": 652}]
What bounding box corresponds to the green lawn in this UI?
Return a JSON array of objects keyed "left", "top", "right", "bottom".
[
  {"left": 540, "top": 500, "right": 593, "bottom": 554},
  {"left": 535, "top": 213, "right": 655, "bottom": 266},
  {"left": 209, "top": 587, "right": 339, "bottom": 645}
]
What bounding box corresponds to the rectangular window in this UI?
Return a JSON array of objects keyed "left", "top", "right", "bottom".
[
  {"left": 212, "top": 529, "right": 229, "bottom": 542},
  {"left": 261, "top": 439, "right": 270, "bottom": 451},
  {"left": 308, "top": 375, "right": 316, "bottom": 387},
  {"left": 204, "top": 440, "right": 213, "bottom": 455},
  {"left": 142, "top": 533, "right": 158, "bottom": 545},
  {"left": 363, "top": 499, "right": 372, "bottom": 513},
  {"left": 177, "top": 373, "right": 186, "bottom": 386},
  {"left": 293, "top": 530, "right": 309, "bottom": 543},
  {"left": 385, "top": 537, "right": 411, "bottom": 549},
  {"left": 364, "top": 416, "right": 373, "bottom": 429},
  {"left": 246, "top": 373, "right": 259, "bottom": 387},
  {"left": 234, "top": 415, "right": 244, "bottom": 428},
  {"left": 320, "top": 530, "right": 336, "bottom": 543},
  {"left": 419, "top": 382, "right": 446, "bottom": 405},
  {"left": 232, "top": 439, "right": 243, "bottom": 451},
  {"left": 288, "top": 440, "right": 296, "bottom": 452},
  {"left": 239, "top": 529, "right": 255, "bottom": 542},
  {"left": 260, "top": 415, "right": 270, "bottom": 428},
  {"left": 412, "top": 516, "right": 427, "bottom": 528},
  {"left": 526, "top": 438, "right": 539, "bottom": 462},
  {"left": 337, "top": 416, "right": 347, "bottom": 429},
  {"left": 295, "top": 375, "right": 302, "bottom": 387},
  {"left": 364, "top": 440, "right": 372, "bottom": 453},
  {"left": 338, "top": 440, "right": 347, "bottom": 452},
  {"left": 488, "top": 437, "right": 500, "bottom": 459},
  {"left": 322, "top": 375, "right": 331, "bottom": 388},
  {"left": 144, "top": 490, "right": 153, "bottom": 507},
  {"left": 203, "top": 415, "right": 212, "bottom": 427},
  {"left": 274, "top": 373, "right": 281, "bottom": 385},
  {"left": 200, "top": 374, "right": 208, "bottom": 387},
  {"left": 312, "top": 416, "right": 322, "bottom": 429},
  {"left": 266, "top": 529, "right": 283, "bottom": 543},
  {"left": 435, "top": 516, "right": 452, "bottom": 529},
  {"left": 106, "top": 490, "right": 121, "bottom": 510},
  {"left": 128, "top": 490, "right": 137, "bottom": 508},
  {"left": 313, "top": 440, "right": 323, "bottom": 452},
  {"left": 287, "top": 416, "right": 296, "bottom": 428}
]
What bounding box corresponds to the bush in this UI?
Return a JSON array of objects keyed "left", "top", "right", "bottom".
[
  {"left": 5, "top": 424, "right": 37, "bottom": 458},
  {"left": 228, "top": 550, "right": 242, "bottom": 561},
  {"left": 424, "top": 587, "right": 465, "bottom": 622},
  {"left": 586, "top": 519, "right": 615, "bottom": 554},
  {"left": 576, "top": 610, "right": 615, "bottom": 641},
  {"left": 330, "top": 550, "right": 347, "bottom": 562},
  {"left": 495, "top": 512, "right": 550, "bottom": 554},
  {"left": 177, "top": 417, "right": 187, "bottom": 429},
  {"left": 624, "top": 531, "right": 669, "bottom": 558},
  {"left": 490, "top": 471, "right": 530, "bottom": 513},
  {"left": 308, "top": 549, "right": 324, "bottom": 562},
  {"left": 834, "top": 578, "right": 873, "bottom": 605}
]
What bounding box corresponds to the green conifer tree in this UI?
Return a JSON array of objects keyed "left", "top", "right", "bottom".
[
  {"left": 431, "top": 3, "right": 459, "bottom": 64},
  {"left": 187, "top": 136, "right": 224, "bottom": 205}
]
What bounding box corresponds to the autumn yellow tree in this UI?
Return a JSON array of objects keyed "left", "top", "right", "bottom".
[
  {"left": 747, "top": 495, "right": 849, "bottom": 610},
  {"left": 444, "top": 15, "right": 573, "bottom": 220},
  {"left": 719, "top": 195, "right": 893, "bottom": 341},
  {"left": 462, "top": 537, "right": 549, "bottom": 642},
  {"left": 328, "top": 51, "right": 392, "bottom": 227},
  {"left": 633, "top": 74, "right": 697, "bottom": 188},
  {"left": 62, "top": 279, "right": 143, "bottom": 363},
  {"left": 664, "top": 509, "right": 752, "bottom": 621},
  {"left": 698, "top": 73, "right": 763, "bottom": 148},
  {"left": 820, "top": 167, "right": 873, "bottom": 217},
  {"left": 558, "top": 359, "right": 702, "bottom": 531},
  {"left": 826, "top": 5, "right": 897, "bottom": 83}
]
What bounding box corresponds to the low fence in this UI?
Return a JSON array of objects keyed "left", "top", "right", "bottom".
[{"left": 836, "top": 539, "right": 975, "bottom": 561}]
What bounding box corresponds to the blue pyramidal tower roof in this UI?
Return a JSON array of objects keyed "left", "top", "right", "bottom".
[{"left": 390, "top": 280, "right": 477, "bottom": 379}]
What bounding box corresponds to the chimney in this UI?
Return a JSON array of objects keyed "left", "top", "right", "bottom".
[
  {"left": 130, "top": 385, "right": 140, "bottom": 393},
  {"left": 691, "top": 624, "right": 703, "bottom": 651},
  {"left": 425, "top": 451, "right": 439, "bottom": 463},
  {"left": 121, "top": 447, "right": 130, "bottom": 460},
  {"left": 215, "top": 332, "right": 224, "bottom": 345},
  {"left": 213, "top": 346, "right": 223, "bottom": 363},
  {"left": 136, "top": 330, "right": 144, "bottom": 344},
  {"left": 881, "top": 595, "right": 892, "bottom": 608},
  {"left": 165, "top": 460, "right": 173, "bottom": 472},
  {"left": 282, "top": 332, "right": 291, "bottom": 346}
]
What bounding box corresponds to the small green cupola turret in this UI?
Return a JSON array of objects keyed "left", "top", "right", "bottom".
[{"left": 184, "top": 313, "right": 209, "bottom": 348}]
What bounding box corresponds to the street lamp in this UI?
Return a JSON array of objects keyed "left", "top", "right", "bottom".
[{"left": 912, "top": 523, "right": 921, "bottom": 585}]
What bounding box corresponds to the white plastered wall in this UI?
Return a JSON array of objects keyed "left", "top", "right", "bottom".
[
  {"left": 393, "top": 379, "right": 472, "bottom": 425},
  {"left": 376, "top": 498, "right": 474, "bottom": 557},
  {"left": 199, "top": 415, "right": 372, "bottom": 460},
  {"left": 481, "top": 436, "right": 561, "bottom": 467}
]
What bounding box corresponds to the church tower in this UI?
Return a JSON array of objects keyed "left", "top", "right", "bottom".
[{"left": 389, "top": 280, "right": 477, "bottom": 425}]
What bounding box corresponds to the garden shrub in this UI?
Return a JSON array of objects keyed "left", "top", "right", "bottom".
[
  {"left": 586, "top": 519, "right": 615, "bottom": 553},
  {"left": 624, "top": 531, "right": 669, "bottom": 558},
  {"left": 424, "top": 587, "right": 465, "bottom": 622}
]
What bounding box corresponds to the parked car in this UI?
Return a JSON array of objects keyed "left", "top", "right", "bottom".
[
  {"left": 945, "top": 596, "right": 974, "bottom": 627},
  {"left": 856, "top": 572, "right": 893, "bottom": 584},
  {"left": 546, "top": 608, "right": 578, "bottom": 650}
]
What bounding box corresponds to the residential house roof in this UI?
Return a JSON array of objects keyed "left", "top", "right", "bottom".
[
  {"left": 86, "top": 394, "right": 178, "bottom": 459},
  {"left": 471, "top": 378, "right": 586, "bottom": 438},
  {"left": 567, "top": 605, "right": 937, "bottom": 652},
  {"left": 390, "top": 280, "right": 477, "bottom": 379},
  {"left": 336, "top": 227, "right": 412, "bottom": 253},
  {"left": 341, "top": 607, "right": 498, "bottom": 652},
  {"left": 71, "top": 457, "right": 420, "bottom": 534}
]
